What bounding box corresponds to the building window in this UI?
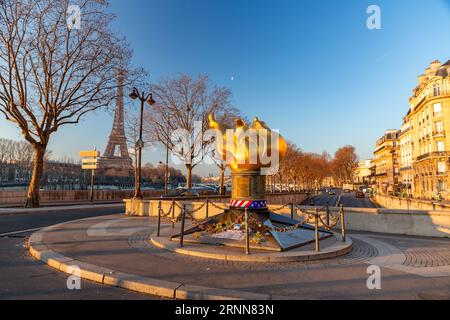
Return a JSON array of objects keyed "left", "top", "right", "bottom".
[
  {"left": 438, "top": 180, "right": 447, "bottom": 192},
  {"left": 433, "top": 84, "right": 441, "bottom": 96},
  {"left": 435, "top": 121, "right": 444, "bottom": 133},
  {"left": 438, "top": 162, "right": 446, "bottom": 174},
  {"left": 434, "top": 103, "right": 442, "bottom": 116},
  {"left": 436, "top": 141, "right": 445, "bottom": 152}
]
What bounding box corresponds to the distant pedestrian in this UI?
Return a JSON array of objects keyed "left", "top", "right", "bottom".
[{"left": 310, "top": 198, "right": 315, "bottom": 206}]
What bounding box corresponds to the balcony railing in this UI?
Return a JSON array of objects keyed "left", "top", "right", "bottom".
[
  {"left": 433, "top": 130, "right": 446, "bottom": 137},
  {"left": 415, "top": 151, "right": 450, "bottom": 162},
  {"left": 411, "top": 90, "right": 450, "bottom": 109}
]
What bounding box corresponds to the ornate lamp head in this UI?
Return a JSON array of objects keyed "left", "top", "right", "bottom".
[{"left": 209, "top": 114, "right": 287, "bottom": 173}]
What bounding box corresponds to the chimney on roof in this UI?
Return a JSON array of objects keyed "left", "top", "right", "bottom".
[{"left": 430, "top": 60, "right": 441, "bottom": 72}]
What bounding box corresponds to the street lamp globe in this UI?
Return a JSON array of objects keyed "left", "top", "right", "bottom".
[
  {"left": 146, "top": 93, "right": 156, "bottom": 106},
  {"left": 129, "top": 89, "right": 139, "bottom": 100}
]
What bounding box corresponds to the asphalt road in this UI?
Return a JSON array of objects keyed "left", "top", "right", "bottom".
[
  {"left": 0, "top": 205, "right": 160, "bottom": 300},
  {"left": 307, "top": 189, "right": 378, "bottom": 208}
]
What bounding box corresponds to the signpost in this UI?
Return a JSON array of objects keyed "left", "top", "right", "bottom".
[{"left": 80, "top": 149, "right": 100, "bottom": 203}]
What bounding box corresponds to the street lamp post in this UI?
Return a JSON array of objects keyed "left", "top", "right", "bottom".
[
  {"left": 159, "top": 144, "right": 169, "bottom": 196},
  {"left": 130, "top": 87, "right": 155, "bottom": 199}
]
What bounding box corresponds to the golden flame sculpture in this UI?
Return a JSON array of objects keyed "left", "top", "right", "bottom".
[
  {"left": 209, "top": 114, "right": 287, "bottom": 209},
  {"left": 170, "top": 115, "right": 332, "bottom": 252},
  {"left": 209, "top": 114, "right": 287, "bottom": 172}
]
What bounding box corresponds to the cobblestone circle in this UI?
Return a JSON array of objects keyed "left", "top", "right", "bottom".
[{"left": 128, "top": 228, "right": 379, "bottom": 271}]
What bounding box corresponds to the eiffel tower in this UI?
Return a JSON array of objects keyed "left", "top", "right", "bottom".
[{"left": 97, "top": 73, "right": 134, "bottom": 177}]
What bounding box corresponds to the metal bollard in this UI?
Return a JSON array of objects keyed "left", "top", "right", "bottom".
[
  {"left": 245, "top": 208, "right": 250, "bottom": 255},
  {"left": 290, "top": 202, "right": 295, "bottom": 220},
  {"left": 171, "top": 201, "right": 175, "bottom": 229},
  {"left": 326, "top": 204, "right": 330, "bottom": 227},
  {"left": 206, "top": 199, "right": 209, "bottom": 219},
  {"left": 157, "top": 201, "right": 162, "bottom": 237},
  {"left": 340, "top": 204, "right": 346, "bottom": 242},
  {"left": 315, "top": 209, "right": 320, "bottom": 253},
  {"left": 180, "top": 205, "right": 186, "bottom": 248}
]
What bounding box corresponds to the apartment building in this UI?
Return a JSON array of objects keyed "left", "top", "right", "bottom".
[
  {"left": 408, "top": 60, "right": 450, "bottom": 200},
  {"left": 372, "top": 130, "right": 400, "bottom": 195},
  {"left": 399, "top": 115, "right": 414, "bottom": 196}
]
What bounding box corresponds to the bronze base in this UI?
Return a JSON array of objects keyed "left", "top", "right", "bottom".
[{"left": 231, "top": 170, "right": 266, "bottom": 202}]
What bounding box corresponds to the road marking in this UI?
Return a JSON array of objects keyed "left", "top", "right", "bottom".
[
  {"left": 0, "top": 227, "right": 42, "bottom": 237},
  {"left": 353, "top": 235, "right": 450, "bottom": 278},
  {"left": 87, "top": 218, "right": 160, "bottom": 237}
]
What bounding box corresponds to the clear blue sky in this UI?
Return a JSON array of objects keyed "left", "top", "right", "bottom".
[{"left": 1, "top": 0, "right": 450, "bottom": 176}]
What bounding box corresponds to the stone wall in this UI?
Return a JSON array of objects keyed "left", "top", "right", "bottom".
[
  {"left": 0, "top": 190, "right": 160, "bottom": 205},
  {"left": 124, "top": 193, "right": 308, "bottom": 218},
  {"left": 0, "top": 189, "right": 307, "bottom": 207},
  {"left": 296, "top": 206, "right": 450, "bottom": 238},
  {"left": 374, "top": 194, "right": 450, "bottom": 211}
]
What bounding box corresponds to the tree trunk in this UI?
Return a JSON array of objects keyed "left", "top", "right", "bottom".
[
  {"left": 26, "top": 145, "right": 46, "bottom": 208},
  {"left": 185, "top": 164, "right": 192, "bottom": 191},
  {"left": 219, "top": 166, "right": 225, "bottom": 195}
]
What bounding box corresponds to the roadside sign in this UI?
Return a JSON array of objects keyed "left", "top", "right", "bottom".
[
  {"left": 80, "top": 150, "right": 99, "bottom": 170},
  {"left": 79, "top": 150, "right": 100, "bottom": 158},
  {"left": 82, "top": 158, "right": 98, "bottom": 165},
  {"left": 79, "top": 148, "right": 100, "bottom": 203},
  {"left": 82, "top": 165, "right": 98, "bottom": 170}
]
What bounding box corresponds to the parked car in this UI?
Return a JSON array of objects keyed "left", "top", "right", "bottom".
[
  {"left": 356, "top": 191, "right": 365, "bottom": 198},
  {"left": 343, "top": 189, "right": 351, "bottom": 193},
  {"left": 328, "top": 190, "right": 336, "bottom": 196}
]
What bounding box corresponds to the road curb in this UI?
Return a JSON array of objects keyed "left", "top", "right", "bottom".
[{"left": 27, "top": 224, "right": 272, "bottom": 300}]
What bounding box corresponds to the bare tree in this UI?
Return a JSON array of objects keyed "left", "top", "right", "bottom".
[
  {"left": 150, "top": 74, "right": 232, "bottom": 190},
  {"left": 12, "top": 140, "right": 34, "bottom": 168},
  {"left": 0, "top": 138, "right": 14, "bottom": 164},
  {"left": 0, "top": 0, "right": 140, "bottom": 207},
  {"left": 331, "top": 146, "right": 359, "bottom": 187}
]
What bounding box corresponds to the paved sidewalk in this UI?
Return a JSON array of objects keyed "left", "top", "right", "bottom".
[{"left": 29, "top": 214, "right": 450, "bottom": 300}]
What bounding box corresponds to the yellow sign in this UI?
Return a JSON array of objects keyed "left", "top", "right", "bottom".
[
  {"left": 82, "top": 164, "right": 98, "bottom": 170},
  {"left": 80, "top": 150, "right": 100, "bottom": 170},
  {"left": 82, "top": 159, "right": 98, "bottom": 164},
  {"left": 80, "top": 150, "right": 100, "bottom": 158}
]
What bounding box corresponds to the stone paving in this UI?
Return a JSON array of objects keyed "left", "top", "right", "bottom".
[{"left": 34, "top": 214, "right": 450, "bottom": 300}]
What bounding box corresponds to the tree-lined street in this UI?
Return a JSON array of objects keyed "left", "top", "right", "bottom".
[{"left": 307, "top": 189, "right": 378, "bottom": 209}]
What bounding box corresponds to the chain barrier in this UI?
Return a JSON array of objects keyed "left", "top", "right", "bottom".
[
  {"left": 270, "top": 215, "right": 315, "bottom": 233},
  {"left": 294, "top": 205, "right": 344, "bottom": 231},
  {"left": 270, "top": 203, "right": 292, "bottom": 213},
  {"left": 208, "top": 201, "right": 229, "bottom": 211},
  {"left": 166, "top": 199, "right": 346, "bottom": 253},
  {"left": 174, "top": 201, "right": 184, "bottom": 210},
  {"left": 163, "top": 200, "right": 345, "bottom": 238},
  {"left": 158, "top": 201, "right": 175, "bottom": 218}
]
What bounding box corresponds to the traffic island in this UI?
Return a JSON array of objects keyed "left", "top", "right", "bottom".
[
  {"left": 150, "top": 226, "right": 353, "bottom": 263},
  {"left": 25, "top": 214, "right": 450, "bottom": 300}
]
